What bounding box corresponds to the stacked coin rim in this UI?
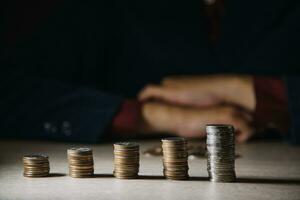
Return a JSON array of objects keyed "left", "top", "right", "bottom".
[
  {"left": 67, "top": 147, "right": 94, "bottom": 178},
  {"left": 162, "top": 137, "right": 189, "bottom": 180},
  {"left": 113, "top": 142, "right": 140, "bottom": 179},
  {"left": 23, "top": 154, "right": 50, "bottom": 177},
  {"left": 206, "top": 124, "right": 236, "bottom": 182}
]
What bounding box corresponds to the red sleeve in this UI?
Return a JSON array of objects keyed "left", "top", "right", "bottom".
[
  {"left": 253, "top": 77, "right": 290, "bottom": 132},
  {"left": 111, "top": 100, "right": 142, "bottom": 136}
]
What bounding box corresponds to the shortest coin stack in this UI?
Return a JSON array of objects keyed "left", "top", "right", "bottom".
[
  {"left": 67, "top": 147, "right": 94, "bottom": 178},
  {"left": 23, "top": 154, "right": 50, "bottom": 177},
  {"left": 113, "top": 142, "right": 140, "bottom": 179},
  {"left": 162, "top": 137, "right": 189, "bottom": 180}
]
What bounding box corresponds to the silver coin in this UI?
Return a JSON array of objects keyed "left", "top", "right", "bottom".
[{"left": 206, "top": 124, "right": 236, "bottom": 182}]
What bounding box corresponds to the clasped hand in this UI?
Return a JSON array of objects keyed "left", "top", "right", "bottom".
[{"left": 137, "top": 75, "right": 256, "bottom": 143}]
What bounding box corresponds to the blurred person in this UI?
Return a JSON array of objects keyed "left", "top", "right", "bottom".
[
  {"left": 0, "top": 0, "right": 299, "bottom": 144},
  {"left": 136, "top": 75, "right": 289, "bottom": 143}
]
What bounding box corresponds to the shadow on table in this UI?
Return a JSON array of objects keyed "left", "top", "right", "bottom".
[
  {"left": 46, "top": 173, "right": 300, "bottom": 185},
  {"left": 92, "top": 174, "right": 207, "bottom": 180},
  {"left": 92, "top": 174, "right": 210, "bottom": 181},
  {"left": 138, "top": 175, "right": 164, "bottom": 180},
  {"left": 189, "top": 176, "right": 209, "bottom": 181},
  {"left": 136, "top": 176, "right": 300, "bottom": 184},
  {"left": 237, "top": 177, "right": 300, "bottom": 185},
  {"left": 93, "top": 174, "right": 165, "bottom": 180},
  {"left": 48, "top": 173, "right": 66, "bottom": 177},
  {"left": 137, "top": 175, "right": 209, "bottom": 181},
  {"left": 93, "top": 174, "right": 114, "bottom": 178}
]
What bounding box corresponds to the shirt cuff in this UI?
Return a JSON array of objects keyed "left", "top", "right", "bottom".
[
  {"left": 111, "top": 100, "right": 142, "bottom": 136},
  {"left": 253, "top": 76, "right": 290, "bottom": 132}
]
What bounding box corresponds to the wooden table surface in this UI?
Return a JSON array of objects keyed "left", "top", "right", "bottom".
[{"left": 0, "top": 140, "right": 300, "bottom": 200}]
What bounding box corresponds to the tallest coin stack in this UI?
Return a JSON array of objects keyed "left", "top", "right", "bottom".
[{"left": 206, "top": 124, "right": 236, "bottom": 182}]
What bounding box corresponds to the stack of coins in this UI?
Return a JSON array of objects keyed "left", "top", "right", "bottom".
[
  {"left": 67, "top": 147, "right": 94, "bottom": 178},
  {"left": 206, "top": 124, "right": 236, "bottom": 182},
  {"left": 23, "top": 154, "right": 50, "bottom": 177},
  {"left": 113, "top": 142, "right": 140, "bottom": 179},
  {"left": 162, "top": 137, "right": 189, "bottom": 180}
]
